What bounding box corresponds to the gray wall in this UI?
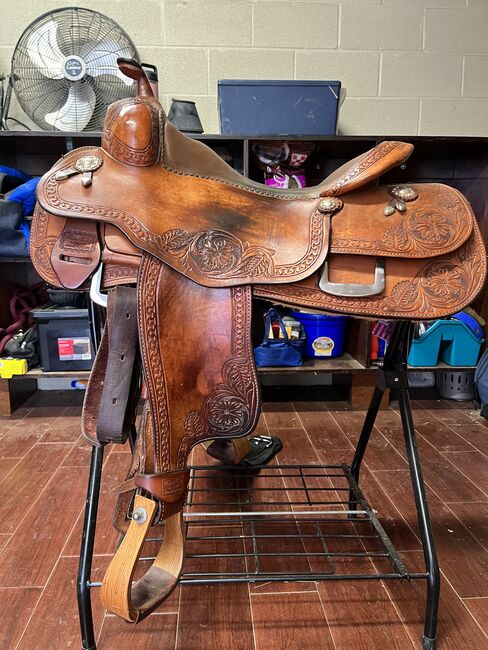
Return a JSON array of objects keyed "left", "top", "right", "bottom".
[{"left": 1, "top": 0, "right": 487, "bottom": 135}]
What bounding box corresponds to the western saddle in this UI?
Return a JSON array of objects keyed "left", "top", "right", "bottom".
[{"left": 31, "top": 59, "right": 486, "bottom": 623}]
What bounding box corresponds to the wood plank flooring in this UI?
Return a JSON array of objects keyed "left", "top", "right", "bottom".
[{"left": 0, "top": 392, "right": 487, "bottom": 649}]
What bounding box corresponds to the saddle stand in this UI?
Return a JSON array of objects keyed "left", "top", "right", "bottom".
[{"left": 77, "top": 310, "right": 439, "bottom": 650}]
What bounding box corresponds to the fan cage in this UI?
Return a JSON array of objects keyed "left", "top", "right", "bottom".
[{"left": 11, "top": 7, "right": 140, "bottom": 132}]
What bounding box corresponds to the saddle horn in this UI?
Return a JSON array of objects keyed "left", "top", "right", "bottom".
[
  {"left": 117, "top": 58, "right": 154, "bottom": 98},
  {"left": 102, "top": 59, "right": 161, "bottom": 167}
]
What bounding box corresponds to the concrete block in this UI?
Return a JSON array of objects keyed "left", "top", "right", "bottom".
[
  {"left": 420, "top": 98, "right": 488, "bottom": 135},
  {"left": 425, "top": 8, "right": 488, "bottom": 54},
  {"left": 339, "top": 98, "right": 419, "bottom": 135},
  {"left": 209, "top": 48, "right": 294, "bottom": 91},
  {"left": 463, "top": 55, "right": 488, "bottom": 97},
  {"left": 341, "top": 5, "right": 423, "bottom": 51},
  {"left": 138, "top": 47, "right": 209, "bottom": 95},
  {"left": 164, "top": 0, "right": 251, "bottom": 47},
  {"left": 381, "top": 52, "right": 462, "bottom": 97},
  {"left": 383, "top": 0, "right": 466, "bottom": 6},
  {"left": 253, "top": 2, "right": 338, "bottom": 49},
  {"left": 295, "top": 50, "right": 379, "bottom": 97}
]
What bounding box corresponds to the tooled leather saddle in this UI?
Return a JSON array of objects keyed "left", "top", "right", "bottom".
[{"left": 31, "top": 59, "right": 486, "bottom": 622}]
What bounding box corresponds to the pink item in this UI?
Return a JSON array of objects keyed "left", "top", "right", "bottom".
[{"left": 264, "top": 166, "right": 307, "bottom": 189}]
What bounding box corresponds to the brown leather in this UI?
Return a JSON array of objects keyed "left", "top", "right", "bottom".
[
  {"left": 135, "top": 469, "right": 190, "bottom": 504},
  {"left": 32, "top": 178, "right": 483, "bottom": 321},
  {"left": 37, "top": 149, "right": 331, "bottom": 287},
  {"left": 100, "top": 494, "right": 183, "bottom": 623},
  {"left": 137, "top": 254, "right": 260, "bottom": 475},
  {"left": 255, "top": 232, "right": 486, "bottom": 320},
  {"left": 118, "top": 58, "right": 155, "bottom": 97},
  {"left": 96, "top": 287, "right": 140, "bottom": 444},
  {"left": 162, "top": 119, "right": 413, "bottom": 198},
  {"left": 135, "top": 469, "right": 190, "bottom": 520},
  {"left": 50, "top": 218, "right": 100, "bottom": 289},
  {"left": 328, "top": 184, "right": 473, "bottom": 258},
  {"left": 205, "top": 436, "right": 251, "bottom": 464},
  {"left": 29, "top": 59, "right": 487, "bottom": 624},
  {"left": 100, "top": 255, "right": 260, "bottom": 620}
]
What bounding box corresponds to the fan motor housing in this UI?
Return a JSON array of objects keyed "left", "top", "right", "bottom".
[{"left": 63, "top": 55, "right": 86, "bottom": 81}]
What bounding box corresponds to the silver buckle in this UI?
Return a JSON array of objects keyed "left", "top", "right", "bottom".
[
  {"left": 319, "top": 259, "right": 385, "bottom": 298},
  {"left": 89, "top": 263, "right": 108, "bottom": 308}
]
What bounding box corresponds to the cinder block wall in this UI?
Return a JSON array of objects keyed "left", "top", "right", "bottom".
[{"left": 1, "top": 0, "right": 487, "bottom": 135}]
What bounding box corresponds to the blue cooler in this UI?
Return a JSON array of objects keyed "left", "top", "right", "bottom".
[{"left": 291, "top": 311, "right": 347, "bottom": 358}]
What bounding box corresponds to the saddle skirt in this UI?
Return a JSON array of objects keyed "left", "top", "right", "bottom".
[{"left": 29, "top": 59, "right": 487, "bottom": 624}]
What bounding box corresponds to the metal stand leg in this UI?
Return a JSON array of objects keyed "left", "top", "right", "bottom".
[
  {"left": 77, "top": 297, "right": 105, "bottom": 650},
  {"left": 77, "top": 444, "right": 104, "bottom": 650},
  {"left": 348, "top": 320, "right": 440, "bottom": 646},
  {"left": 398, "top": 387, "right": 440, "bottom": 650},
  {"left": 349, "top": 321, "right": 408, "bottom": 510}
]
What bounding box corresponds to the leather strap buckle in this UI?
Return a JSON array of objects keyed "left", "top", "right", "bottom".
[
  {"left": 135, "top": 469, "right": 190, "bottom": 506},
  {"left": 50, "top": 218, "right": 100, "bottom": 290}
]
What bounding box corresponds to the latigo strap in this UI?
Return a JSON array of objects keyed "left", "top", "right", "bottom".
[{"left": 82, "top": 286, "right": 140, "bottom": 446}]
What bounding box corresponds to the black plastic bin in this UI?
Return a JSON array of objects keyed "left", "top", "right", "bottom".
[{"left": 31, "top": 305, "right": 94, "bottom": 372}]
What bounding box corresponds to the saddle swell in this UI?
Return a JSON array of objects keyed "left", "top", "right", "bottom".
[{"left": 30, "top": 59, "right": 487, "bottom": 623}]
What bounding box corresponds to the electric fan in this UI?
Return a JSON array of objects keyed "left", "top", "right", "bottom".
[{"left": 8, "top": 7, "right": 140, "bottom": 132}]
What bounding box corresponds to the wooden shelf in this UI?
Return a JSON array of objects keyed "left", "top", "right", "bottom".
[
  {"left": 256, "top": 353, "right": 365, "bottom": 374},
  {"left": 6, "top": 360, "right": 477, "bottom": 381},
  {"left": 25, "top": 368, "right": 90, "bottom": 379},
  {"left": 14, "top": 359, "right": 365, "bottom": 380},
  {"left": 406, "top": 363, "right": 476, "bottom": 371}
]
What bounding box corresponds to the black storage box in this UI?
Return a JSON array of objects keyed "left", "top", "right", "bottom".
[{"left": 31, "top": 305, "right": 94, "bottom": 372}]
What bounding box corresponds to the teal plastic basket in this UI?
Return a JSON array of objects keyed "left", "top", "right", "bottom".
[{"left": 407, "top": 321, "right": 484, "bottom": 367}]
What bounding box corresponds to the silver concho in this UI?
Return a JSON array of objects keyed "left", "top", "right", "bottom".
[
  {"left": 54, "top": 155, "right": 103, "bottom": 187},
  {"left": 389, "top": 185, "right": 419, "bottom": 202},
  {"left": 383, "top": 184, "right": 418, "bottom": 216},
  {"left": 318, "top": 197, "right": 343, "bottom": 214},
  {"left": 74, "top": 155, "right": 103, "bottom": 173}
]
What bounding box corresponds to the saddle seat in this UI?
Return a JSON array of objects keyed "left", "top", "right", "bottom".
[{"left": 162, "top": 117, "right": 414, "bottom": 198}]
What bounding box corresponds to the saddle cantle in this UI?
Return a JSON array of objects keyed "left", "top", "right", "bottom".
[{"left": 30, "top": 59, "right": 487, "bottom": 623}]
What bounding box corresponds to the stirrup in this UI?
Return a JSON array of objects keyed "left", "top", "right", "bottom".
[
  {"left": 319, "top": 258, "right": 385, "bottom": 298},
  {"left": 100, "top": 494, "right": 184, "bottom": 622},
  {"left": 90, "top": 263, "right": 108, "bottom": 308}
]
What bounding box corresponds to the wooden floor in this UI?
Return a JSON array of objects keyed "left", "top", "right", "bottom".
[{"left": 0, "top": 392, "right": 487, "bottom": 649}]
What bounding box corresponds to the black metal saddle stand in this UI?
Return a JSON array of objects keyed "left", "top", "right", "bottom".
[{"left": 77, "top": 307, "right": 440, "bottom": 650}]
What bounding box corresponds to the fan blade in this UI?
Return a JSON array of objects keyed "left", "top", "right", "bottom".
[
  {"left": 45, "top": 82, "right": 96, "bottom": 131},
  {"left": 91, "top": 77, "right": 135, "bottom": 104},
  {"left": 26, "top": 19, "right": 64, "bottom": 79},
  {"left": 80, "top": 40, "right": 134, "bottom": 85}
]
